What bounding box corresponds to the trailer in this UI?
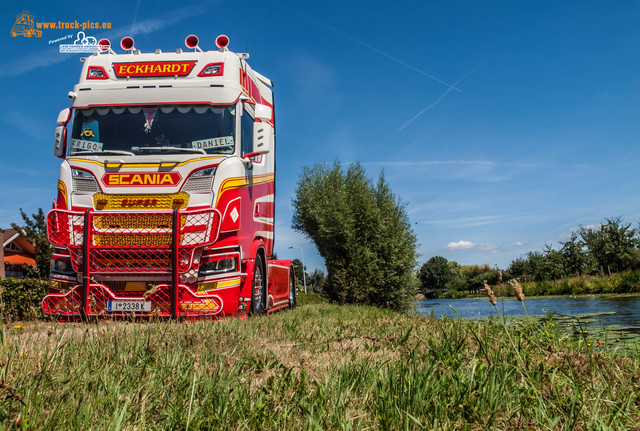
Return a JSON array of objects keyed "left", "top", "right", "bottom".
[{"left": 44, "top": 35, "right": 296, "bottom": 319}]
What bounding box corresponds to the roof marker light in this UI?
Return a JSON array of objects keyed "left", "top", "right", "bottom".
[
  {"left": 198, "top": 63, "right": 224, "bottom": 77},
  {"left": 185, "top": 34, "right": 199, "bottom": 49},
  {"left": 215, "top": 35, "right": 229, "bottom": 51},
  {"left": 98, "top": 38, "right": 110, "bottom": 52},
  {"left": 87, "top": 66, "right": 109, "bottom": 80},
  {"left": 121, "top": 36, "right": 134, "bottom": 51}
]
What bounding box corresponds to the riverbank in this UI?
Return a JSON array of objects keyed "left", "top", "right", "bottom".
[
  {"left": 436, "top": 271, "right": 640, "bottom": 300},
  {"left": 2, "top": 300, "right": 639, "bottom": 429}
]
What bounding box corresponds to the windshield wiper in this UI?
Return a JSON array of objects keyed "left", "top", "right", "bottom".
[
  {"left": 73, "top": 150, "right": 136, "bottom": 156},
  {"left": 133, "top": 146, "right": 207, "bottom": 155}
]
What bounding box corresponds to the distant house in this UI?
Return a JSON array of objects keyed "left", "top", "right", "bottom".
[{"left": 2, "top": 229, "right": 37, "bottom": 278}]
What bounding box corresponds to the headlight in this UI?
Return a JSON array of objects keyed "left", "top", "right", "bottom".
[
  {"left": 52, "top": 259, "right": 75, "bottom": 274},
  {"left": 192, "top": 167, "right": 216, "bottom": 177},
  {"left": 72, "top": 169, "right": 93, "bottom": 178},
  {"left": 199, "top": 257, "right": 236, "bottom": 274}
]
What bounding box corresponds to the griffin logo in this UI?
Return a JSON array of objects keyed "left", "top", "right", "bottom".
[{"left": 81, "top": 128, "right": 95, "bottom": 139}]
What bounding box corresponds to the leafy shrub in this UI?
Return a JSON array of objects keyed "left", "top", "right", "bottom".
[
  {"left": 292, "top": 161, "right": 418, "bottom": 311},
  {"left": 0, "top": 278, "right": 49, "bottom": 321},
  {"left": 618, "top": 271, "right": 640, "bottom": 293}
]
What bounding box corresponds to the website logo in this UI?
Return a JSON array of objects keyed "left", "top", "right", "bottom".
[
  {"left": 11, "top": 11, "right": 41, "bottom": 38},
  {"left": 59, "top": 31, "right": 102, "bottom": 53},
  {"left": 10, "top": 10, "right": 112, "bottom": 42}
]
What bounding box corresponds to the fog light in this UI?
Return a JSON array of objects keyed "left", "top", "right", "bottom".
[{"left": 52, "top": 259, "right": 74, "bottom": 274}]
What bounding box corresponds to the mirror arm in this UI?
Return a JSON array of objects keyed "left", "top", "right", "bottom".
[{"left": 242, "top": 152, "right": 260, "bottom": 160}]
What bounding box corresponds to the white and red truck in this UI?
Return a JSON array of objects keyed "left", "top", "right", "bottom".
[{"left": 44, "top": 34, "right": 296, "bottom": 319}]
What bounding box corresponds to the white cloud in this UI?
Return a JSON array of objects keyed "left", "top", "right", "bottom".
[
  {"left": 421, "top": 213, "right": 539, "bottom": 229},
  {"left": 444, "top": 240, "right": 476, "bottom": 251},
  {"left": 444, "top": 240, "right": 499, "bottom": 252},
  {"left": 514, "top": 241, "right": 524, "bottom": 247}
]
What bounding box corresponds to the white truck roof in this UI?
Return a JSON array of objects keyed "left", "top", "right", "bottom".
[{"left": 71, "top": 43, "right": 273, "bottom": 109}]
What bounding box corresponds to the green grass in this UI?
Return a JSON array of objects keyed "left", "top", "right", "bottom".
[{"left": 1, "top": 303, "right": 639, "bottom": 429}]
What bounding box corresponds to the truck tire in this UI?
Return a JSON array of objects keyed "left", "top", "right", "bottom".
[
  {"left": 289, "top": 266, "right": 297, "bottom": 309},
  {"left": 250, "top": 254, "right": 266, "bottom": 315}
]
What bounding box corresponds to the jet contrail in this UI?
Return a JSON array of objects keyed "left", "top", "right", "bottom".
[
  {"left": 295, "top": 11, "right": 461, "bottom": 93},
  {"left": 388, "top": 65, "right": 480, "bottom": 139},
  {"left": 131, "top": 0, "right": 141, "bottom": 35}
]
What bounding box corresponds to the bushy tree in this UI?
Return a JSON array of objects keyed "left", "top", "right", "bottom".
[
  {"left": 560, "top": 233, "right": 586, "bottom": 277},
  {"left": 580, "top": 217, "right": 638, "bottom": 275},
  {"left": 418, "top": 256, "right": 451, "bottom": 293},
  {"left": 307, "top": 269, "right": 326, "bottom": 293},
  {"left": 541, "top": 244, "right": 565, "bottom": 281},
  {"left": 292, "top": 161, "right": 418, "bottom": 310},
  {"left": 11, "top": 208, "right": 51, "bottom": 279},
  {"left": 292, "top": 258, "right": 306, "bottom": 285},
  {"left": 508, "top": 257, "right": 529, "bottom": 280},
  {"left": 445, "top": 261, "right": 467, "bottom": 291}
]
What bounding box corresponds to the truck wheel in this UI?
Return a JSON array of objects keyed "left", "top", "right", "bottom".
[
  {"left": 250, "top": 254, "right": 266, "bottom": 315},
  {"left": 289, "top": 266, "right": 297, "bottom": 309}
]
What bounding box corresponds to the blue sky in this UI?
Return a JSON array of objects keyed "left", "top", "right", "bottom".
[{"left": 2, "top": 1, "right": 639, "bottom": 272}]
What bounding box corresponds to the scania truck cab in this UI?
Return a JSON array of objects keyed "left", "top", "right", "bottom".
[{"left": 44, "top": 35, "right": 295, "bottom": 319}]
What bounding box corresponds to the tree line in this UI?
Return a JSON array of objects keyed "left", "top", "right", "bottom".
[{"left": 419, "top": 216, "right": 640, "bottom": 296}]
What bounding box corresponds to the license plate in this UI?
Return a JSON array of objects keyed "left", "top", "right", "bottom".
[{"left": 107, "top": 300, "right": 151, "bottom": 312}]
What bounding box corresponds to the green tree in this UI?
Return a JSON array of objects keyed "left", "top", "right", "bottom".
[
  {"left": 560, "top": 233, "right": 586, "bottom": 277},
  {"left": 524, "top": 251, "right": 547, "bottom": 282},
  {"left": 541, "top": 244, "right": 565, "bottom": 281},
  {"left": 580, "top": 217, "right": 638, "bottom": 275},
  {"left": 292, "top": 161, "right": 418, "bottom": 310},
  {"left": 445, "top": 260, "right": 466, "bottom": 291},
  {"left": 307, "top": 269, "right": 326, "bottom": 293},
  {"left": 11, "top": 208, "right": 52, "bottom": 279},
  {"left": 418, "top": 256, "right": 451, "bottom": 293},
  {"left": 292, "top": 258, "right": 306, "bottom": 286},
  {"left": 508, "top": 257, "right": 529, "bottom": 280}
]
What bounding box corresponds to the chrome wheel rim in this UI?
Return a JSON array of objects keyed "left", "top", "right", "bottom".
[
  {"left": 289, "top": 273, "right": 295, "bottom": 305},
  {"left": 253, "top": 263, "right": 263, "bottom": 311}
]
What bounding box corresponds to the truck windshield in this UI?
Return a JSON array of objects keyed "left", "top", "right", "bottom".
[{"left": 69, "top": 105, "right": 235, "bottom": 156}]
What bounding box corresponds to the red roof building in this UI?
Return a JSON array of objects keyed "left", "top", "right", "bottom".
[{"left": 2, "top": 229, "right": 37, "bottom": 278}]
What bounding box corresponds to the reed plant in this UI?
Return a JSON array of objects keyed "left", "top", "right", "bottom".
[{"left": 0, "top": 301, "right": 638, "bottom": 429}]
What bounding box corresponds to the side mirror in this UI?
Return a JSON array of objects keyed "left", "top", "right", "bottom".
[
  {"left": 56, "top": 108, "right": 70, "bottom": 126},
  {"left": 253, "top": 122, "right": 273, "bottom": 155},
  {"left": 253, "top": 104, "right": 272, "bottom": 122},
  {"left": 54, "top": 126, "right": 66, "bottom": 158},
  {"left": 54, "top": 108, "right": 70, "bottom": 159}
]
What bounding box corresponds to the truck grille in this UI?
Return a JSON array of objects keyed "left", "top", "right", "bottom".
[
  {"left": 92, "top": 192, "right": 189, "bottom": 210},
  {"left": 182, "top": 176, "right": 213, "bottom": 193},
  {"left": 73, "top": 177, "right": 100, "bottom": 193},
  {"left": 94, "top": 213, "right": 174, "bottom": 230},
  {"left": 93, "top": 233, "right": 181, "bottom": 247}
]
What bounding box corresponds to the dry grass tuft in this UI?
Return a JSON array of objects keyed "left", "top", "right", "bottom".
[
  {"left": 512, "top": 279, "right": 525, "bottom": 302},
  {"left": 484, "top": 281, "right": 497, "bottom": 306}
]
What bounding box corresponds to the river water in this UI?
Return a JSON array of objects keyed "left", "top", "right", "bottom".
[{"left": 415, "top": 296, "right": 640, "bottom": 332}]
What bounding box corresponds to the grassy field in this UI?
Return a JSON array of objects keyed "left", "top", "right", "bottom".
[{"left": 1, "top": 296, "right": 639, "bottom": 429}]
